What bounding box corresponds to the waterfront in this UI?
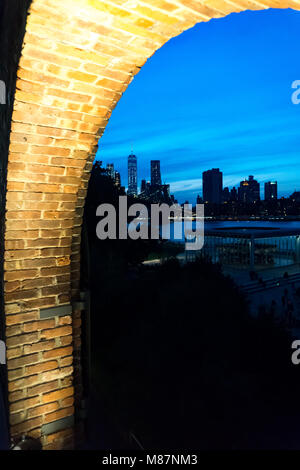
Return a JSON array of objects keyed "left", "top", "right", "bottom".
[
  {"left": 159, "top": 219, "right": 300, "bottom": 272},
  {"left": 169, "top": 219, "right": 300, "bottom": 243}
]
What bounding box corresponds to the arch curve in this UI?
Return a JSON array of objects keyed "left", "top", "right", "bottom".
[{"left": 2, "top": 0, "right": 299, "bottom": 449}]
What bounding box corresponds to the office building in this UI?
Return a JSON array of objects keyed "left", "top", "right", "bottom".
[
  {"left": 140, "top": 179, "right": 146, "bottom": 194},
  {"left": 230, "top": 187, "right": 238, "bottom": 202},
  {"left": 115, "top": 171, "right": 121, "bottom": 188},
  {"left": 222, "top": 187, "right": 230, "bottom": 203},
  {"left": 106, "top": 163, "right": 115, "bottom": 180},
  {"left": 202, "top": 168, "right": 223, "bottom": 204},
  {"left": 238, "top": 175, "right": 260, "bottom": 203},
  {"left": 128, "top": 152, "right": 137, "bottom": 196},
  {"left": 265, "top": 181, "right": 277, "bottom": 201},
  {"left": 151, "top": 160, "right": 162, "bottom": 187}
]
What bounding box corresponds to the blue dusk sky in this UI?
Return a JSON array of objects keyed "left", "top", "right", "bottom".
[{"left": 96, "top": 8, "right": 300, "bottom": 203}]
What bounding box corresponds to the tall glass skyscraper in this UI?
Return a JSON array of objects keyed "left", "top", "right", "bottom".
[
  {"left": 128, "top": 152, "right": 137, "bottom": 196},
  {"left": 151, "top": 160, "right": 161, "bottom": 187}
]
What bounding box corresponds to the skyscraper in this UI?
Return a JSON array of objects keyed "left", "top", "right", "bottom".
[
  {"left": 115, "top": 171, "right": 121, "bottom": 188},
  {"left": 265, "top": 181, "right": 277, "bottom": 201},
  {"left": 222, "top": 187, "right": 230, "bottom": 203},
  {"left": 162, "top": 184, "right": 170, "bottom": 199},
  {"left": 151, "top": 160, "right": 161, "bottom": 187},
  {"left": 202, "top": 168, "right": 223, "bottom": 204},
  {"left": 140, "top": 179, "right": 146, "bottom": 194},
  {"left": 230, "top": 187, "right": 238, "bottom": 202},
  {"left": 238, "top": 175, "right": 260, "bottom": 203},
  {"left": 106, "top": 163, "right": 115, "bottom": 180},
  {"left": 128, "top": 152, "right": 137, "bottom": 196}
]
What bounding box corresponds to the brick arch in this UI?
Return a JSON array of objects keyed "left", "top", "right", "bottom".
[{"left": 2, "top": 0, "right": 299, "bottom": 450}]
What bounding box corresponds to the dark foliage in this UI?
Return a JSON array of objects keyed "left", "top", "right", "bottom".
[
  {"left": 89, "top": 258, "right": 299, "bottom": 449},
  {"left": 84, "top": 162, "right": 300, "bottom": 450}
]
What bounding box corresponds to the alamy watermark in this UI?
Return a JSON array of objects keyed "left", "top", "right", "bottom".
[
  {"left": 291, "top": 340, "right": 300, "bottom": 365},
  {"left": 96, "top": 197, "right": 204, "bottom": 251},
  {"left": 0, "top": 81, "right": 6, "bottom": 363},
  {"left": 0, "top": 341, "right": 6, "bottom": 365},
  {"left": 291, "top": 80, "right": 300, "bottom": 104},
  {"left": 0, "top": 80, "right": 5, "bottom": 105}
]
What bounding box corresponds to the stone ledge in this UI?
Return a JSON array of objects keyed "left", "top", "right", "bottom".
[
  {"left": 41, "top": 415, "right": 74, "bottom": 436},
  {"left": 40, "top": 304, "right": 72, "bottom": 319}
]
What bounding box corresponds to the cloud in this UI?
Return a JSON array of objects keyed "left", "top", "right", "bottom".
[{"left": 169, "top": 178, "right": 202, "bottom": 193}]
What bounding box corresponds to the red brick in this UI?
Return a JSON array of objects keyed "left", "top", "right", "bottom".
[
  {"left": 43, "top": 406, "right": 74, "bottom": 424},
  {"left": 42, "top": 386, "right": 74, "bottom": 404},
  {"left": 7, "top": 353, "right": 39, "bottom": 370},
  {"left": 10, "top": 396, "right": 40, "bottom": 413},
  {"left": 27, "top": 380, "right": 59, "bottom": 397},
  {"left": 43, "top": 346, "right": 73, "bottom": 360},
  {"left": 41, "top": 326, "right": 72, "bottom": 339},
  {"left": 23, "top": 319, "right": 56, "bottom": 333},
  {"left": 28, "top": 402, "right": 59, "bottom": 418},
  {"left": 10, "top": 417, "right": 42, "bottom": 435},
  {"left": 26, "top": 360, "right": 58, "bottom": 375}
]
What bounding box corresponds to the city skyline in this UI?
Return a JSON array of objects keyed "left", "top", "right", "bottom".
[
  {"left": 103, "top": 156, "right": 292, "bottom": 204},
  {"left": 96, "top": 8, "right": 300, "bottom": 203},
  {"left": 103, "top": 153, "right": 291, "bottom": 202}
]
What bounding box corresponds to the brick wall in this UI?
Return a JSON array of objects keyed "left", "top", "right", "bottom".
[{"left": 2, "top": 0, "right": 297, "bottom": 450}]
